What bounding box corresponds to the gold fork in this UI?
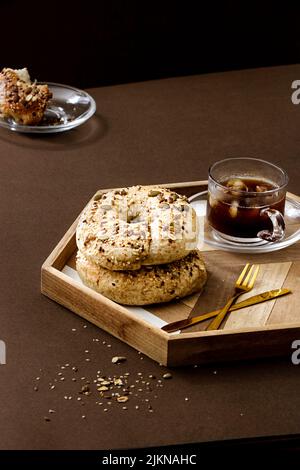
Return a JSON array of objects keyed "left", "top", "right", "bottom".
[{"left": 206, "top": 263, "right": 260, "bottom": 331}]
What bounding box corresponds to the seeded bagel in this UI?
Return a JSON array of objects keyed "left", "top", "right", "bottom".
[
  {"left": 76, "top": 250, "right": 207, "bottom": 305},
  {"left": 76, "top": 185, "right": 198, "bottom": 271}
]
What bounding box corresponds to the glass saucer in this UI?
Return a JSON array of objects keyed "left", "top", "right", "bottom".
[
  {"left": 189, "top": 190, "right": 300, "bottom": 253},
  {"left": 0, "top": 83, "right": 96, "bottom": 134}
]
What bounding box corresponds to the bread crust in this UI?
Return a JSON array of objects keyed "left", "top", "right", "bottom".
[
  {"left": 76, "top": 250, "right": 207, "bottom": 305},
  {"left": 76, "top": 186, "right": 198, "bottom": 271}
]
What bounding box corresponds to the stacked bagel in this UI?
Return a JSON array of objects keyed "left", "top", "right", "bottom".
[{"left": 76, "top": 185, "right": 207, "bottom": 305}]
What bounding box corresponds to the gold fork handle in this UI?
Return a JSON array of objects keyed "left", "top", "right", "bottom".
[{"left": 206, "top": 292, "right": 242, "bottom": 331}]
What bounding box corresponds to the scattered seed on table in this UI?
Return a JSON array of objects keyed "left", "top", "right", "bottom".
[
  {"left": 44, "top": 417, "right": 51, "bottom": 422},
  {"left": 33, "top": 386, "right": 38, "bottom": 392},
  {"left": 64, "top": 396, "right": 68, "bottom": 400},
  {"left": 112, "top": 356, "right": 127, "bottom": 364},
  {"left": 49, "top": 409, "right": 55, "bottom": 414},
  {"left": 82, "top": 415, "right": 86, "bottom": 419},
  {"left": 104, "top": 408, "right": 108, "bottom": 412},
  {"left": 162, "top": 373, "right": 172, "bottom": 380},
  {"left": 72, "top": 328, "right": 76, "bottom": 332},
  {"left": 85, "top": 350, "right": 89, "bottom": 353},
  {"left": 60, "top": 377, "right": 65, "bottom": 381},
  {"left": 61, "top": 366, "right": 65, "bottom": 370},
  {"left": 65, "top": 364, "right": 70, "bottom": 367},
  {"left": 185, "top": 397, "right": 189, "bottom": 401},
  {"left": 135, "top": 405, "right": 139, "bottom": 410},
  {"left": 58, "top": 372, "right": 62, "bottom": 376},
  {"left": 72, "top": 378, "right": 77, "bottom": 382},
  {"left": 72, "top": 367, "right": 78, "bottom": 372},
  {"left": 122, "top": 406, "right": 127, "bottom": 410},
  {"left": 50, "top": 385, "right": 55, "bottom": 390},
  {"left": 85, "top": 358, "right": 90, "bottom": 362},
  {"left": 77, "top": 397, "right": 82, "bottom": 401},
  {"left": 114, "top": 378, "right": 123, "bottom": 386},
  {"left": 117, "top": 396, "right": 129, "bottom": 403},
  {"left": 83, "top": 325, "right": 87, "bottom": 329}
]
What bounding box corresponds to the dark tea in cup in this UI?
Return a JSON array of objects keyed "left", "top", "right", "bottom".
[{"left": 207, "top": 158, "right": 288, "bottom": 243}]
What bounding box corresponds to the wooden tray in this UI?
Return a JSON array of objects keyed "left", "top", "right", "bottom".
[{"left": 41, "top": 181, "right": 300, "bottom": 366}]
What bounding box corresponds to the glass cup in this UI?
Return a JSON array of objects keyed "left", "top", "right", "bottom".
[{"left": 207, "top": 157, "right": 288, "bottom": 243}]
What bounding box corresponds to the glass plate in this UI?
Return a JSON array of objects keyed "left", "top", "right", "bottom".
[
  {"left": 189, "top": 190, "right": 300, "bottom": 253},
  {"left": 0, "top": 83, "right": 96, "bottom": 134}
]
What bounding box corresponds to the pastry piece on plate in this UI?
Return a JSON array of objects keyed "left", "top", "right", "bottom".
[{"left": 0, "top": 68, "right": 52, "bottom": 125}]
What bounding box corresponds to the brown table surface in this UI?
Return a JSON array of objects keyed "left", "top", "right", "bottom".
[{"left": 1, "top": 65, "right": 300, "bottom": 450}]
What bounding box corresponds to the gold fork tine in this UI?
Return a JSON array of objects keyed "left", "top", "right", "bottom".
[
  {"left": 241, "top": 264, "right": 254, "bottom": 287},
  {"left": 247, "top": 265, "right": 260, "bottom": 289},
  {"left": 236, "top": 263, "right": 250, "bottom": 285},
  {"left": 207, "top": 263, "right": 260, "bottom": 331}
]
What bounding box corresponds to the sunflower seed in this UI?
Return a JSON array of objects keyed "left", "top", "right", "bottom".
[
  {"left": 148, "top": 189, "right": 161, "bottom": 197},
  {"left": 112, "top": 356, "right": 127, "bottom": 364},
  {"left": 162, "top": 373, "right": 172, "bottom": 380},
  {"left": 117, "top": 396, "right": 129, "bottom": 403}
]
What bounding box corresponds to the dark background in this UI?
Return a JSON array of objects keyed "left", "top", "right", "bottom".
[{"left": 1, "top": 0, "right": 299, "bottom": 88}]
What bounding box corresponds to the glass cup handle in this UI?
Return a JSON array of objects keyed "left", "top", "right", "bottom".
[{"left": 257, "top": 208, "right": 285, "bottom": 242}]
